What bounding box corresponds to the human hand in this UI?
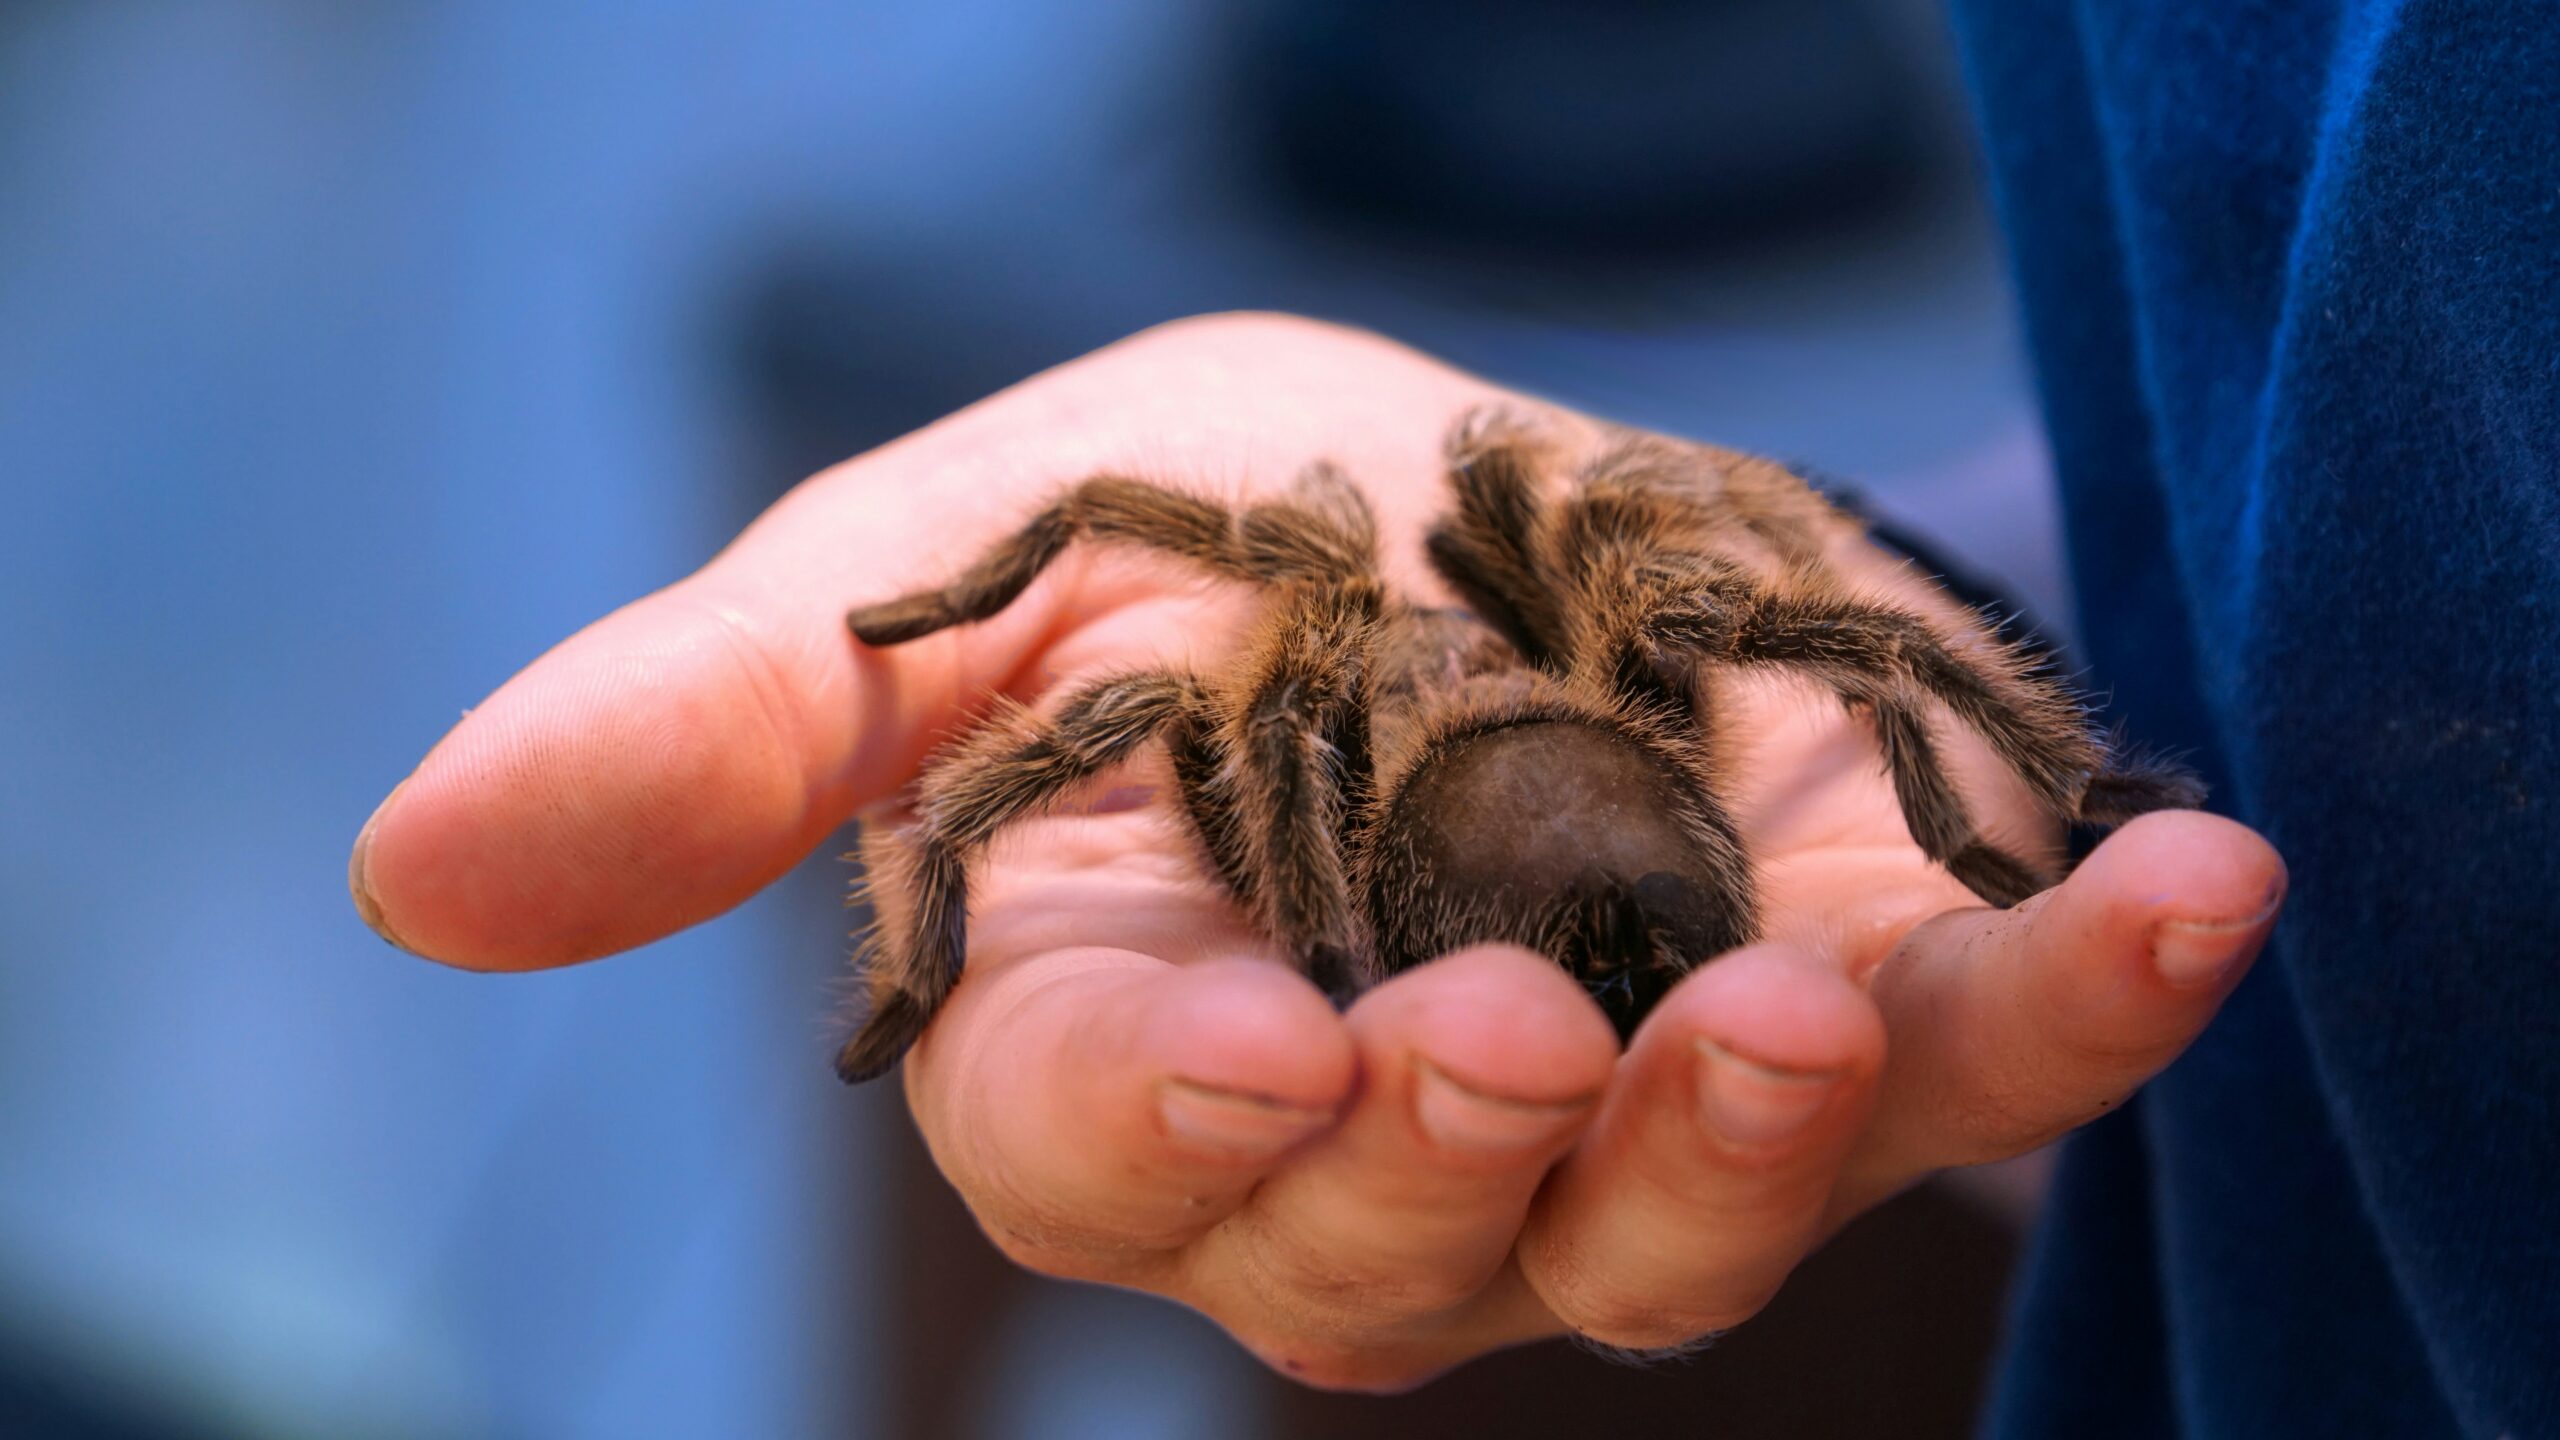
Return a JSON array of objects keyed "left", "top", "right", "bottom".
[{"left": 350, "top": 313, "right": 2285, "bottom": 1390}]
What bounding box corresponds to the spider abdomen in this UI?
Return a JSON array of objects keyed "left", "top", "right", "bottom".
[{"left": 1361, "top": 713, "right": 1757, "bottom": 1035}]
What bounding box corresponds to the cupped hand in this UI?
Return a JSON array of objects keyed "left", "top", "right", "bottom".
[{"left": 350, "top": 313, "right": 2285, "bottom": 1391}]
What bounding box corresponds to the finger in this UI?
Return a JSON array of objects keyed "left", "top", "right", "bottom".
[
  {"left": 905, "top": 951, "right": 1356, "bottom": 1280},
  {"left": 1836, "top": 810, "right": 2286, "bottom": 1213},
  {"left": 1509, "top": 944, "right": 1885, "bottom": 1351},
  {"left": 348, "top": 315, "right": 1510, "bottom": 971},
  {"left": 347, "top": 549, "right": 1156, "bottom": 971},
  {"left": 1185, "top": 947, "right": 1615, "bottom": 1357},
  {"left": 342, "top": 362, "right": 1110, "bottom": 971}
]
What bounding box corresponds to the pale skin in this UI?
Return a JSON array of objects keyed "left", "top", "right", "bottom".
[{"left": 349, "top": 313, "right": 2286, "bottom": 1392}]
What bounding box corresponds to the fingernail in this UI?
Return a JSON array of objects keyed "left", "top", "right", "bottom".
[
  {"left": 2151, "top": 889, "right": 2283, "bottom": 989},
  {"left": 1158, "top": 1079, "right": 1335, "bottom": 1159},
  {"left": 1410, "top": 1058, "right": 1595, "bottom": 1154},
  {"left": 1695, "top": 1039, "right": 1839, "bottom": 1147},
  {"left": 348, "top": 785, "right": 416, "bottom": 955}
]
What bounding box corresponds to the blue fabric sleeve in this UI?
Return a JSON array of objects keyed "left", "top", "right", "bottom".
[{"left": 1945, "top": 2, "right": 2560, "bottom": 1436}]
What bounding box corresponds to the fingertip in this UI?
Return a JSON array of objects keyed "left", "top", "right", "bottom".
[
  {"left": 1847, "top": 816, "right": 2285, "bottom": 1186},
  {"left": 905, "top": 953, "right": 1349, "bottom": 1267},
  {"left": 1645, "top": 944, "right": 1887, "bottom": 1081},
  {"left": 347, "top": 786, "right": 417, "bottom": 957},
  {"left": 2071, "top": 810, "right": 2289, "bottom": 930},
  {"left": 1182, "top": 943, "right": 1608, "bottom": 1331},
  {"left": 1516, "top": 943, "right": 1876, "bottom": 1346},
  {"left": 1126, "top": 957, "right": 1360, "bottom": 1112},
  {"left": 2035, "top": 811, "right": 2287, "bottom": 998},
  {"left": 359, "top": 602, "right": 823, "bottom": 971},
  {"left": 1350, "top": 944, "right": 1621, "bottom": 1105},
  {"left": 958, "top": 955, "right": 1353, "bottom": 1134}
]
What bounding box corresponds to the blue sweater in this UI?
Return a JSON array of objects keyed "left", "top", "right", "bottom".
[{"left": 1945, "top": 2, "right": 2560, "bottom": 1436}]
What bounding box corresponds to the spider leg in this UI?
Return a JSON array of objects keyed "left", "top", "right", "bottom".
[
  {"left": 1632, "top": 567, "right": 2182, "bottom": 904},
  {"left": 1424, "top": 407, "right": 1571, "bottom": 664},
  {"left": 1535, "top": 467, "right": 2070, "bottom": 905},
  {"left": 836, "top": 670, "right": 1210, "bottom": 1083},
  {"left": 1682, "top": 449, "right": 1839, "bottom": 569},
  {"left": 1866, "top": 690, "right": 2052, "bottom": 905},
  {"left": 1168, "top": 724, "right": 1255, "bottom": 905},
  {"left": 848, "top": 466, "right": 1377, "bottom": 646},
  {"left": 1215, "top": 591, "right": 1380, "bottom": 1000},
  {"left": 1268, "top": 458, "right": 1380, "bottom": 563},
  {"left": 1545, "top": 469, "right": 1722, "bottom": 718},
  {"left": 1652, "top": 570, "right": 2103, "bottom": 815},
  {"left": 1556, "top": 427, "right": 1843, "bottom": 573},
  {"left": 2078, "top": 740, "right": 2209, "bottom": 820}
]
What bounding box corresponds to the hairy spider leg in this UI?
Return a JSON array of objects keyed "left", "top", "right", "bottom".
[
  {"left": 1546, "top": 472, "right": 1729, "bottom": 721},
  {"left": 1866, "top": 693, "right": 2052, "bottom": 906},
  {"left": 1574, "top": 428, "right": 1834, "bottom": 571},
  {"left": 1167, "top": 725, "right": 1254, "bottom": 903},
  {"left": 848, "top": 467, "right": 1379, "bottom": 645},
  {"left": 838, "top": 467, "right": 1390, "bottom": 1078},
  {"left": 1666, "top": 576, "right": 2095, "bottom": 801},
  {"left": 2075, "top": 740, "right": 2210, "bottom": 822},
  {"left": 1214, "top": 584, "right": 1384, "bottom": 1000},
  {"left": 1638, "top": 567, "right": 2117, "bottom": 905},
  {"left": 835, "top": 670, "right": 1212, "bottom": 1083},
  {"left": 1560, "top": 425, "right": 2202, "bottom": 844},
  {"left": 1702, "top": 576, "right": 2205, "bottom": 888},
  {"left": 1423, "top": 408, "right": 1571, "bottom": 665},
  {"left": 1534, "top": 461, "right": 2061, "bottom": 910}
]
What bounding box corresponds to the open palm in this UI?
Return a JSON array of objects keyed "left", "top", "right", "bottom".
[{"left": 352, "top": 314, "right": 2283, "bottom": 1389}]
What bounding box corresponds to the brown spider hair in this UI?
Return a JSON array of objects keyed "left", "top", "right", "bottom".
[{"left": 831, "top": 410, "right": 2199, "bottom": 1082}]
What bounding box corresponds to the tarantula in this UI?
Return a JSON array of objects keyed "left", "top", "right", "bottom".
[{"left": 832, "top": 410, "right": 2198, "bottom": 1083}]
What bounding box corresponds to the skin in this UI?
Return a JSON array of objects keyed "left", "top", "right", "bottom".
[{"left": 349, "top": 312, "right": 2287, "bottom": 1392}]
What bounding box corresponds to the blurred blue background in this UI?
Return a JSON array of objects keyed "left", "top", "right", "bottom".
[{"left": 0, "top": 3, "right": 2064, "bottom": 1437}]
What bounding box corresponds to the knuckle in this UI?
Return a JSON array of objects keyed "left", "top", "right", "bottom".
[
  {"left": 2053, "top": 1018, "right": 2187, "bottom": 1073},
  {"left": 1225, "top": 1327, "right": 1447, "bottom": 1395},
  {"left": 977, "top": 1217, "right": 1120, "bottom": 1284},
  {"left": 1526, "top": 1231, "right": 1765, "bottom": 1352},
  {"left": 1688, "top": 1133, "right": 1820, "bottom": 1184},
  {"left": 1126, "top": 309, "right": 1356, "bottom": 353},
  {"left": 1932, "top": 1083, "right": 2048, "bottom": 1164},
  {"left": 959, "top": 1175, "right": 1162, "bottom": 1286},
  {"left": 1109, "top": 311, "right": 1418, "bottom": 387},
  {"left": 1223, "top": 1210, "right": 1487, "bottom": 1330},
  {"left": 1366, "top": 1270, "right": 1488, "bottom": 1319},
  {"left": 1925, "top": 1060, "right": 2068, "bottom": 1147},
  {"left": 1539, "top": 1276, "right": 1716, "bottom": 1352},
  {"left": 1243, "top": 1233, "right": 1480, "bottom": 1325},
  {"left": 1555, "top": 1291, "right": 1756, "bottom": 1353},
  {"left": 1618, "top": 1124, "right": 1823, "bottom": 1211},
  {"left": 1933, "top": 1057, "right": 2138, "bottom": 1164}
]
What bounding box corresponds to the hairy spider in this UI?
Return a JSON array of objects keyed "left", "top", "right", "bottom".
[{"left": 832, "top": 410, "right": 2199, "bottom": 1083}]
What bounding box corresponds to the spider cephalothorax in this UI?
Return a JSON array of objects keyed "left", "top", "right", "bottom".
[{"left": 832, "top": 410, "right": 2199, "bottom": 1082}]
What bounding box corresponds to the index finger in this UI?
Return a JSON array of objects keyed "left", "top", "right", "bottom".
[
  {"left": 347, "top": 314, "right": 1511, "bottom": 971},
  {"left": 344, "top": 408, "right": 1076, "bottom": 971}
]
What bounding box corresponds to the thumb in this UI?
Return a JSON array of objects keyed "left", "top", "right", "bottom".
[{"left": 1837, "top": 810, "right": 2287, "bottom": 1206}]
